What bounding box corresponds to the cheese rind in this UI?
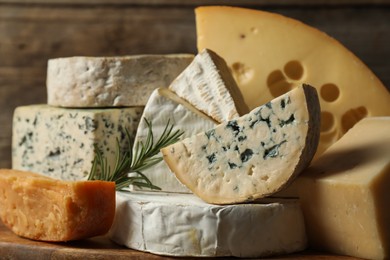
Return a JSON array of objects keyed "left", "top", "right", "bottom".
[
  {"left": 109, "top": 192, "right": 307, "bottom": 257},
  {"left": 47, "top": 55, "right": 193, "bottom": 107},
  {"left": 169, "top": 49, "right": 249, "bottom": 123},
  {"left": 12, "top": 105, "right": 143, "bottom": 180},
  {"left": 161, "top": 85, "right": 320, "bottom": 204},
  {"left": 278, "top": 117, "right": 390, "bottom": 260},
  {"left": 133, "top": 88, "right": 216, "bottom": 193},
  {"left": 196, "top": 6, "right": 390, "bottom": 157},
  {"left": 0, "top": 169, "right": 115, "bottom": 242}
]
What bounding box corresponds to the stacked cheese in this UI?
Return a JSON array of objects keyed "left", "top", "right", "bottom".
[
  {"left": 12, "top": 55, "right": 193, "bottom": 180},
  {"left": 109, "top": 49, "right": 312, "bottom": 257},
  {"left": 10, "top": 49, "right": 310, "bottom": 257},
  {"left": 10, "top": 6, "right": 390, "bottom": 258}
]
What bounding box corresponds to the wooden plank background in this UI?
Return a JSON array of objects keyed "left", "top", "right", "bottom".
[{"left": 0, "top": 1, "right": 389, "bottom": 168}]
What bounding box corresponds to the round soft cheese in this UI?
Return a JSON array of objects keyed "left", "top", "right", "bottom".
[
  {"left": 47, "top": 54, "right": 194, "bottom": 107},
  {"left": 109, "top": 192, "right": 307, "bottom": 257}
]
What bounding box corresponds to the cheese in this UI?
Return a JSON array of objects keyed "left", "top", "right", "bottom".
[
  {"left": 133, "top": 88, "right": 216, "bottom": 193},
  {"left": 47, "top": 55, "right": 193, "bottom": 107},
  {"left": 196, "top": 6, "right": 390, "bottom": 157},
  {"left": 278, "top": 117, "right": 390, "bottom": 260},
  {"left": 161, "top": 84, "right": 320, "bottom": 204},
  {"left": 169, "top": 49, "right": 249, "bottom": 123},
  {"left": 109, "top": 191, "right": 307, "bottom": 257},
  {"left": 0, "top": 169, "right": 115, "bottom": 242},
  {"left": 12, "top": 105, "right": 143, "bottom": 180}
]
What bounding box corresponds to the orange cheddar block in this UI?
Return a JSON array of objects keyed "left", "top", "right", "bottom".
[{"left": 0, "top": 169, "right": 115, "bottom": 242}]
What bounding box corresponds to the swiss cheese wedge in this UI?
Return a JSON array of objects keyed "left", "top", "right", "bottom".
[
  {"left": 196, "top": 6, "right": 390, "bottom": 157},
  {"left": 0, "top": 169, "right": 115, "bottom": 241},
  {"left": 161, "top": 85, "right": 320, "bottom": 204}
]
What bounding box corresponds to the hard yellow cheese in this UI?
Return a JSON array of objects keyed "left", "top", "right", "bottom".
[
  {"left": 196, "top": 6, "right": 390, "bottom": 157},
  {"left": 281, "top": 117, "right": 390, "bottom": 260},
  {"left": 0, "top": 169, "right": 115, "bottom": 242}
]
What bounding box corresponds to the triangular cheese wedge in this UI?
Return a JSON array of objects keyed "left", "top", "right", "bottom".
[
  {"left": 169, "top": 49, "right": 249, "bottom": 123},
  {"left": 133, "top": 88, "right": 216, "bottom": 193},
  {"left": 196, "top": 6, "right": 390, "bottom": 157},
  {"left": 161, "top": 85, "right": 320, "bottom": 204}
]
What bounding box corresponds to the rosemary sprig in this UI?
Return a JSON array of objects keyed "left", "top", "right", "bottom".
[{"left": 88, "top": 118, "right": 184, "bottom": 191}]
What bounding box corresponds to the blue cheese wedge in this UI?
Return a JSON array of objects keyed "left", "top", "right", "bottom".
[
  {"left": 109, "top": 192, "right": 307, "bottom": 257},
  {"left": 12, "top": 105, "right": 143, "bottom": 180},
  {"left": 169, "top": 49, "right": 249, "bottom": 123},
  {"left": 161, "top": 84, "right": 320, "bottom": 204},
  {"left": 133, "top": 88, "right": 216, "bottom": 193},
  {"left": 47, "top": 54, "right": 193, "bottom": 107}
]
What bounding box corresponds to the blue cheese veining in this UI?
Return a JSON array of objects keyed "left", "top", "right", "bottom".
[
  {"left": 12, "top": 105, "right": 143, "bottom": 180},
  {"left": 161, "top": 85, "right": 320, "bottom": 204}
]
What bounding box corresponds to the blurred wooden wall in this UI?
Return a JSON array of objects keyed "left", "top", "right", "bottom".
[{"left": 1, "top": 0, "right": 389, "bottom": 168}]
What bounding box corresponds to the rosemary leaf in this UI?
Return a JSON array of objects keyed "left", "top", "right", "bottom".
[{"left": 87, "top": 118, "right": 183, "bottom": 191}]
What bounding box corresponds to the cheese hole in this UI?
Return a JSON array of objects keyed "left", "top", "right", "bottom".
[
  {"left": 231, "top": 62, "right": 254, "bottom": 85},
  {"left": 247, "top": 165, "right": 254, "bottom": 176},
  {"left": 341, "top": 106, "right": 368, "bottom": 134},
  {"left": 261, "top": 175, "right": 269, "bottom": 181},
  {"left": 321, "top": 83, "right": 340, "bottom": 102},
  {"left": 250, "top": 27, "right": 258, "bottom": 34},
  {"left": 321, "top": 111, "right": 335, "bottom": 133},
  {"left": 283, "top": 61, "right": 304, "bottom": 80},
  {"left": 267, "top": 70, "right": 291, "bottom": 97}
]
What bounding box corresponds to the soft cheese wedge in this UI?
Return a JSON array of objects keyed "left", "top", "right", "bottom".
[
  {"left": 109, "top": 192, "right": 307, "bottom": 257},
  {"left": 169, "top": 49, "right": 249, "bottom": 123},
  {"left": 161, "top": 84, "right": 320, "bottom": 204},
  {"left": 0, "top": 169, "right": 115, "bottom": 242},
  {"left": 278, "top": 117, "right": 390, "bottom": 260},
  {"left": 196, "top": 6, "right": 390, "bottom": 157},
  {"left": 133, "top": 88, "right": 216, "bottom": 193}
]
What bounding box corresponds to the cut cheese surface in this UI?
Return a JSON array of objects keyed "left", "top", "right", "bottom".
[
  {"left": 109, "top": 191, "right": 307, "bottom": 257},
  {"left": 47, "top": 54, "right": 193, "bottom": 107},
  {"left": 0, "top": 169, "right": 115, "bottom": 242},
  {"left": 278, "top": 117, "right": 390, "bottom": 260},
  {"left": 161, "top": 85, "right": 320, "bottom": 204},
  {"left": 133, "top": 88, "right": 216, "bottom": 193},
  {"left": 12, "top": 105, "right": 143, "bottom": 180},
  {"left": 169, "top": 49, "right": 249, "bottom": 123},
  {"left": 196, "top": 6, "right": 390, "bottom": 157}
]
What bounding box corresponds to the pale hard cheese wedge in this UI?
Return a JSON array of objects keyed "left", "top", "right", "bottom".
[
  {"left": 0, "top": 169, "right": 115, "bottom": 241},
  {"left": 169, "top": 49, "right": 249, "bottom": 123},
  {"left": 47, "top": 54, "right": 193, "bottom": 107},
  {"left": 196, "top": 6, "right": 390, "bottom": 157},
  {"left": 161, "top": 84, "right": 320, "bottom": 204},
  {"left": 277, "top": 117, "right": 390, "bottom": 260},
  {"left": 12, "top": 105, "right": 143, "bottom": 180},
  {"left": 109, "top": 191, "right": 307, "bottom": 257},
  {"left": 133, "top": 88, "right": 216, "bottom": 193}
]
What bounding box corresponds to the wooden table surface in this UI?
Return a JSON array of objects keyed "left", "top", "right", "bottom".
[{"left": 0, "top": 221, "right": 363, "bottom": 260}]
